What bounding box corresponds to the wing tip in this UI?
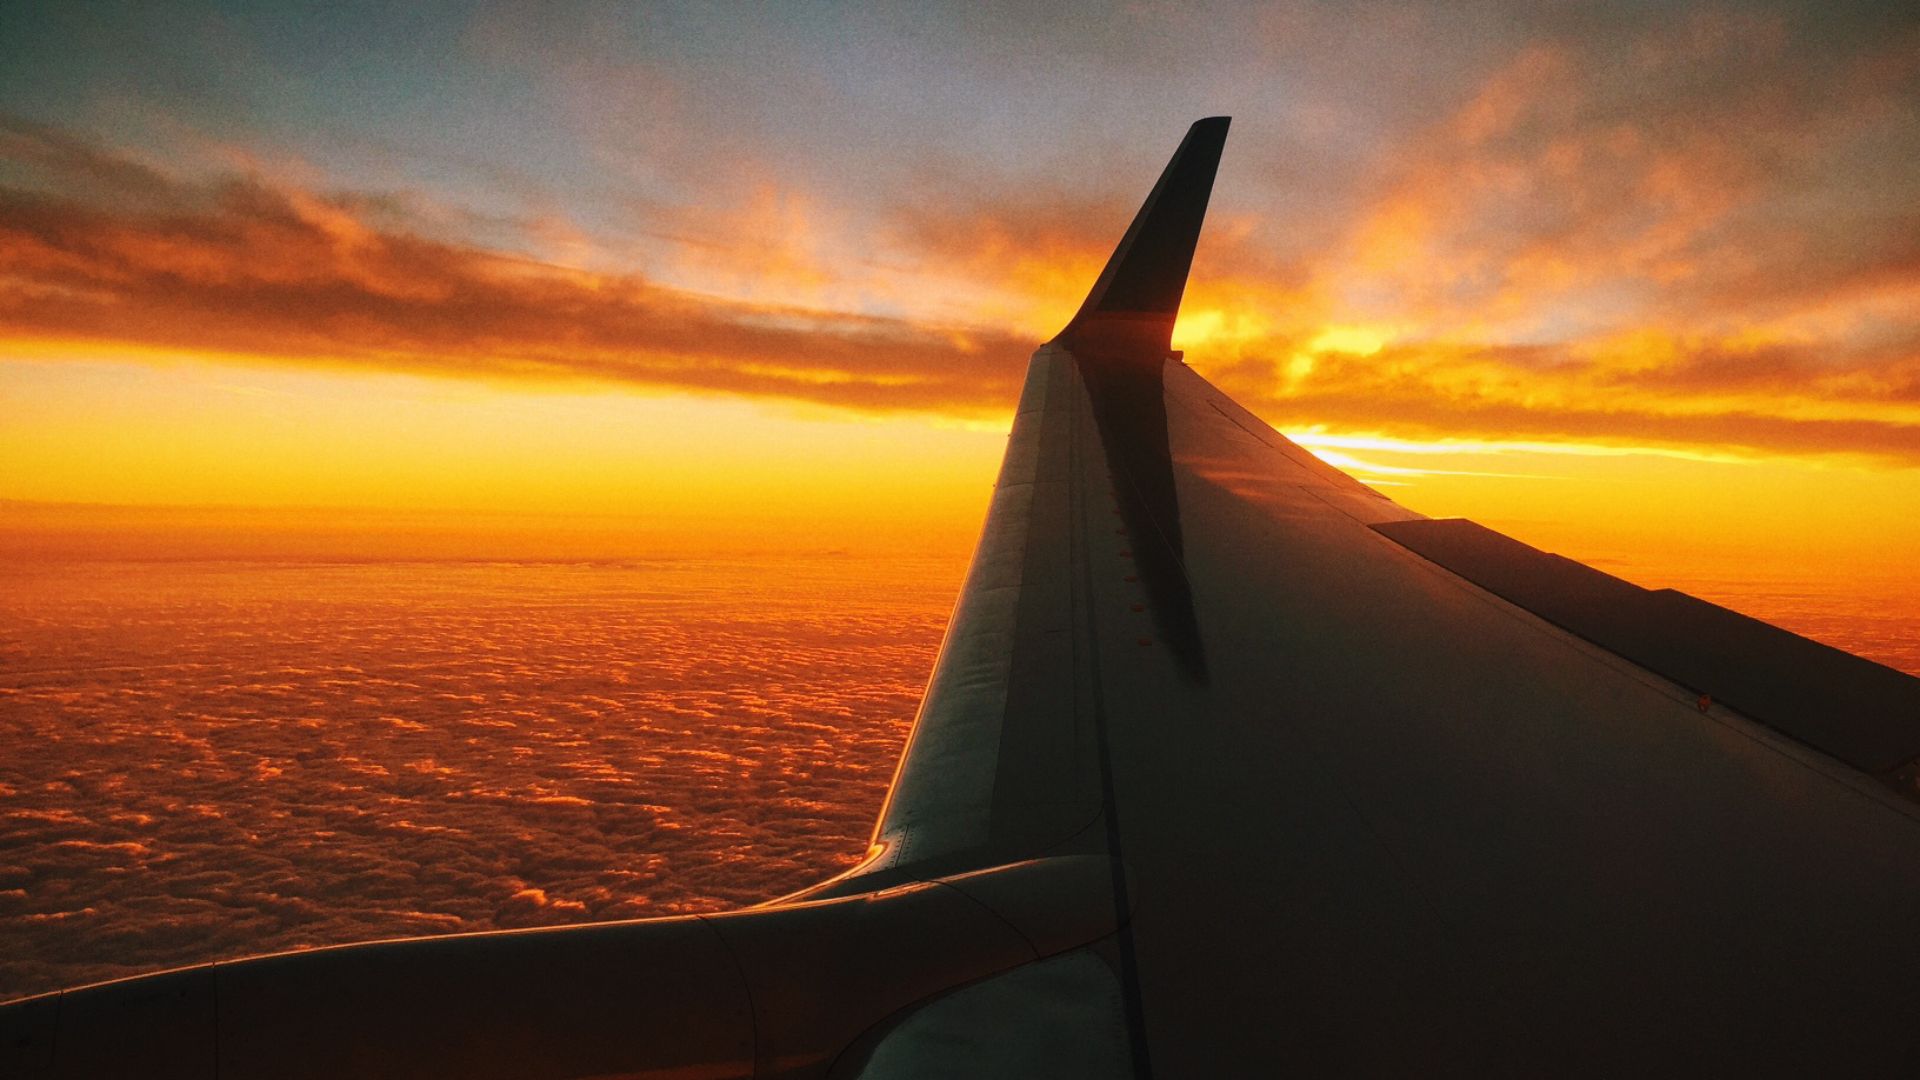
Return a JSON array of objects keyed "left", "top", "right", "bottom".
[{"left": 1056, "top": 116, "right": 1232, "bottom": 354}]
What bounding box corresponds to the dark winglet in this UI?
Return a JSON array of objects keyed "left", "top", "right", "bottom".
[{"left": 1054, "top": 116, "right": 1230, "bottom": 355}]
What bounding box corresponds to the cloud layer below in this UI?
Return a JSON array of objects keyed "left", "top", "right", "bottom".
[{"left": 0, "top": 555, "right": 951, "bottom": 1000}]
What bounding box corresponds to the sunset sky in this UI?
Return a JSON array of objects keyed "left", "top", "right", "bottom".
[
  {"left": 4, "top": 0, "right": 1920, "bottom": 1006},
  {"left": 3, "top": 1, "right": 1917, "bottom": 578}
]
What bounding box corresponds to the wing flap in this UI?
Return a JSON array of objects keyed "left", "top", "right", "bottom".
[{"left": 1374, "top": 516, "right": 1920, "bottom": 778}]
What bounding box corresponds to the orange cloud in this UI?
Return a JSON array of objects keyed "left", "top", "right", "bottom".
[
  {"left": 0, "top": 118, "right": 1030, "bottom": 414},
  {"left": 1190, "top": 19, "right": 1920, "bottom": 462},
  {"left": 1238, "top": 351, "right": 1920, "bottom": 461}
]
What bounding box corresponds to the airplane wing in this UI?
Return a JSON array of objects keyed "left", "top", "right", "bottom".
[{"left": 9, "top": 118, "right": 1920, "bottom": 1078}]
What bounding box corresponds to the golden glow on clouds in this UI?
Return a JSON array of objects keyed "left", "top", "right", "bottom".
[
  {"left": 1287, "top": 429, "right": 1749, "bottom": 465},
  {"left": 1292, "top": 433, "right": 1917, "bottom": 575},
  {"left": 1306, "top": 325, "right": 1392, "bottom": 357}
]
